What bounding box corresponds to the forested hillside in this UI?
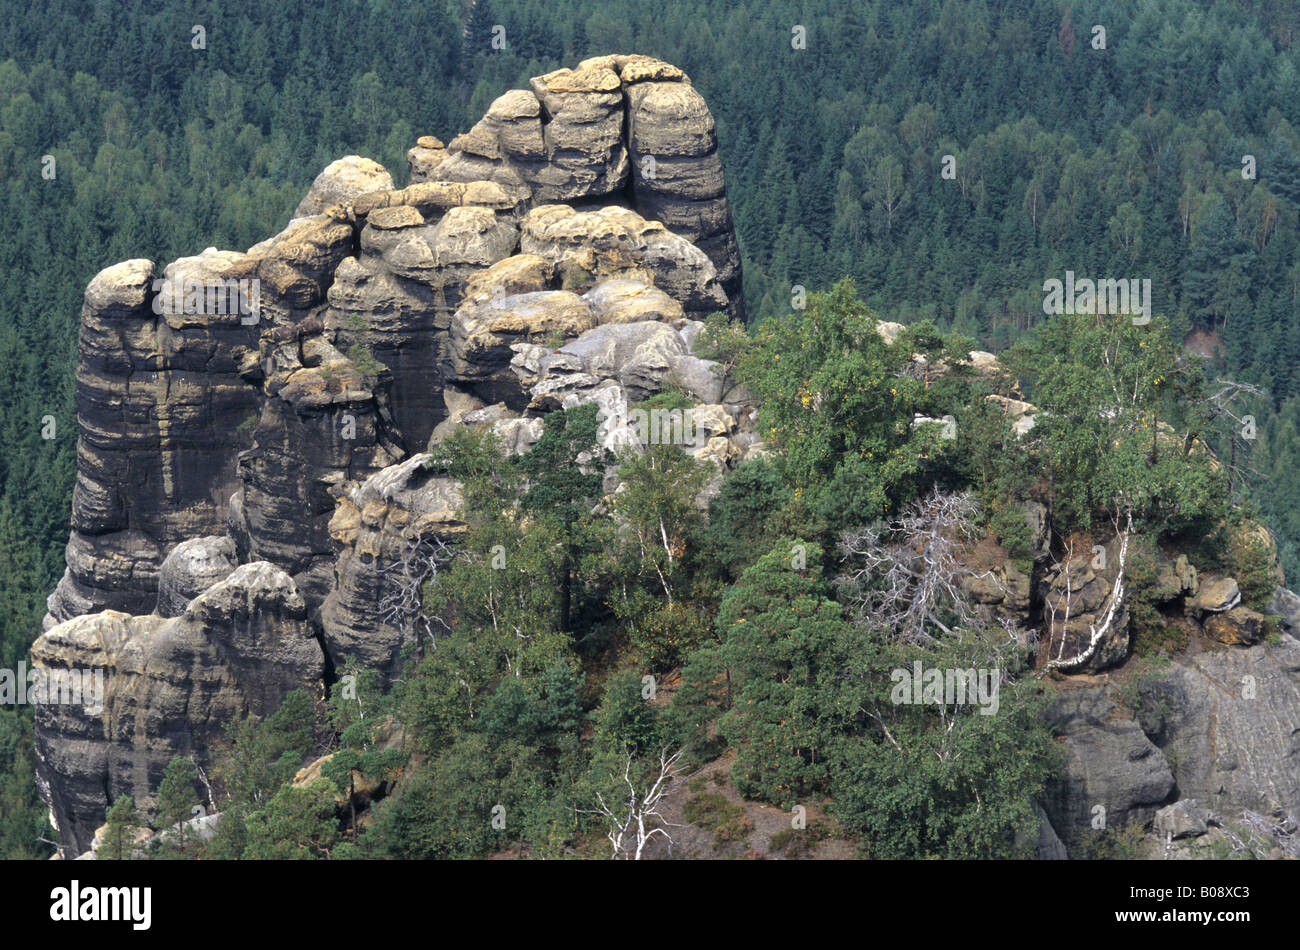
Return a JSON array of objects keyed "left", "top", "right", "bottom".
[{"left": 3, "top": 0, "right": 1300, "bottom": 859}]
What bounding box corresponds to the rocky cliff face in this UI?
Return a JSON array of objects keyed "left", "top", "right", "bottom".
[
  {"left": 1037, "top": 633, "right": 1300, "bottom": 858},
  {"left": 32, "top": 55, "right": 750, "bottom": 855}
]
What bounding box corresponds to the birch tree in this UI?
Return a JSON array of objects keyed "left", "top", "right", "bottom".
[{"left": 587, "top": 749, "right": 683, "bottom": 860}]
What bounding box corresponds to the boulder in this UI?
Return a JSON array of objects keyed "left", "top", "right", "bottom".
[
  {"left": 294, "top": 155, "right": 394, "bottom": 218},
  {"left": 1035, "top": 803, "right": 1069, "bottom": 860},
  {"left": 1269, "top": 587, "right": 1300, "bottom": 635},
  {"left": 406, "top": 135, "right": 447, "bottom": 182},
  {"left": 155, "top": 536, "right": 238, "bottom": 617},
  {"left": 1154, "top": 800, "right": 1209, "bottom": 840},
  {"left": 1204, "top": 606, "right": 1266, "bottom": 645},
  {"left": 251, "top": 214, "right": 356, "bottom": 314},
  {"left": 1191, "top": 575, "right": 1241, "bottom": 613}
]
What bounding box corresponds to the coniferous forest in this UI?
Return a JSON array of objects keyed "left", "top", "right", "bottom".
[{"left": 3, "top": 0, "right": 1300, "bottom": 867}]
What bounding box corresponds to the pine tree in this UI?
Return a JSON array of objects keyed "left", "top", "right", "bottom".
[
  {"left": 154, "top": 756, "right": 198, "bottom": 856},
  {"left": 100, "top": 795, "right": 142, "bottom": 861}
]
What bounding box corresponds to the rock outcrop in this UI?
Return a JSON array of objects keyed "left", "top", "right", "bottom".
[
  {"left": 1138, "top": 635, "right": 1300, "bottom": 820},
  {"left": 32, "top": 55, "right": 747, "bottom": 853},
  {"left": 1041, "top": 685, "right": 1176, "bottom": 854},
  {"left": 33, "top": 563, "right": 324, "bottom": 854},
  {"left": 46, "top": 255, "right": 263, "bottom": 626},
  {"left": 424, "top": 55, "right": 743, "bottom": 316},
  {"left": 320, "top": 453, "right": 465, "bottom": 677},
  {"left": 1038, "top": 631, "right": 1300, "bottom": 858}
]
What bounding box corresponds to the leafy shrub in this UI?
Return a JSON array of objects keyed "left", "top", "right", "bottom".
[
  {"left": 1225, "top": 530, "right": 1278, "bottom": 611},
  {"left": 1078, "top": 822, "right": 1149, "bottom": 860},
  {"left": 768, "top": 820, "right": 830, "bottom": 858},
  {"left": 683, "top": 791, "right": 754, "bottom": 846}
]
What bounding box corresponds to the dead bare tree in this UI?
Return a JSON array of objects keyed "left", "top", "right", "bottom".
[
  {"left": 1195, "top": 378, "right": 1266, "bottom": 501},
  {"left": 585, "top": 748, "right": 683, "bottom": 861},
  {"left": 835, "top": 489, "right": 987, "bottom": 643},
  {"left": 1202, "top": 378, "right": 1267, "bottom": 429},
  {"left": 1213, "top": 810, "right": 1299, "bottom": 859},
  {"left": 378, "top": 533, "right": 461, "bottom": 659}
]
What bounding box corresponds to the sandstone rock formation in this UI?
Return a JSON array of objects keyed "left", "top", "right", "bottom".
[
  {"left": 155, "top": 536, "right": 238, "bottom": 617},
  {"left": 46, "top": 256, "right": 262, "bottom": 626},
  {"left": 321, "top": 453, "right": 465, "bottom": 677},
  {"left": 424, "top": 55, "right": 743, "bottom": 316},
  {"left": 294, "top": 155, "right": 395, "bottom": 218},
  {"left": 33, "top": 563, "right": 324, "bottom": 854},
  {"left": 32, "top": 56, "right": 748, "bottom": 853},
  {"left": 1039, "top": 630, "right": 1300, "bottom": 857}
]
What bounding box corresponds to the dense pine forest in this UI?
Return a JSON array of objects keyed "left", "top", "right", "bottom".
[{"left": 3, "top": 0, "right": 1300, "bottom": 859}]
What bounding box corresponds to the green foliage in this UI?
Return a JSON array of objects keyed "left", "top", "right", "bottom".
[
  {"left": 591, "top": 668, "right": 661, "bottom": 757},
  {"left": 520, "top": 403, "right": 607, "bottom": 526},
  {"left": 346, "top": 343, "right": 384, "bottom": 380},
  {"left": 636, "top": 388, "right": 695, "bottom": 414},
  {"left": 824, "top": 633, "right": 1062, "bottom": 859},
  {"left": 739, "top": 280, "right": 964, "bottom": 530},
  {"left": 342, "top": 313, "right": 385, "bottom": 379},
  {"left": 519, "top": 403, "right": 611, "bottom": 633},
  {"left": 1124, "top": 536, "right": 1191, "bottom": 657},
  {"left": 99, "top": 795, "right": 141, "bottom": 861},
  {"left": 609, "top": 443, "right": 711, "bottom": 669},
  {"left": 214, "top": 689, "right": 316, "bottom": 808},
  {"left": 361, "top": 728, "right": 580, "bottom": 860},
  {"left": 988, "top": 501, "right": 1036, "bottom": 566},
  {"left": 694, "top": 312, "right": 751, "bottom": 393},
  {"left": 701, "top": 458, "right": 792, "bottom": 581},
  {"left": 322, "top": 667, "right": 406, "bottom": 844},
  {"left": 421, "top": 426, "right": 578, "bottom": 674},
  {"left": 716, "top": 539, "right": 846, "bottom": 807},
  {"left": 1078, "top": 822, "right": 1150, "bottom": 860},
  {"left": 768, "top": 820, "right": 832, "bottom": 858},
  {"left": 1006, "top": 312, "right": 1228, "bottom": 538},
  {"left": 682, "top": 791, "right": 753, "bottom": 847},
  {"left": 202, "top": 689, "right": 318, "bottom": 859},
  {"left": 665, "top": 645, "right": 730, "bottom": 766},
  {"left": 151, "top": 756, "right": 198, "bottom": 857},
  {"left": 358, "top": 737, "right": 506, "bottom": 859},
  {"left": 1225, "top": 531, "right": 1280, "bottom": 610},
  {"left": 0, "top": 709, "right": 51, "bottom": 858},
  {"left": 241, "top": 783, "right": 339, "bottom": 860}
]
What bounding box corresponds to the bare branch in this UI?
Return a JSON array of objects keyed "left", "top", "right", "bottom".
[
  {"left": 581, "top": 748, "right": 684, "bottom": 860},
  {"left": 835, "top": 489, "right": 985, "bottom": 644},
  {"left": 377, "top": 533, "right": 462, "bottom": 654}
]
